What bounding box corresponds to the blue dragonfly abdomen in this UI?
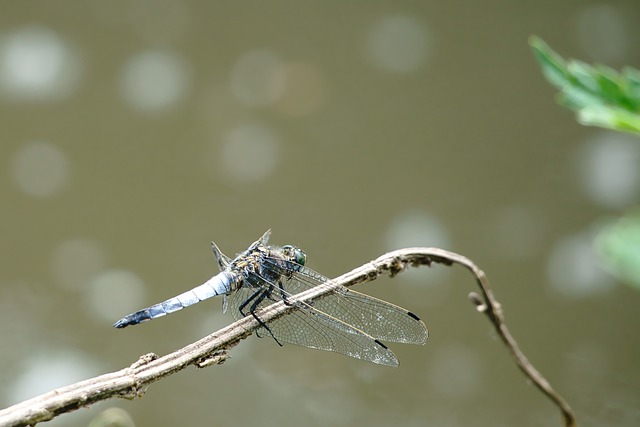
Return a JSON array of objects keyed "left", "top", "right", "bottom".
[{"left": 114, "top": 271, "right": 236, "bottom": 328}]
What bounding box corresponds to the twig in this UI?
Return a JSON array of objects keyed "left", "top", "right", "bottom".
[
  {"left": 0, "top": 248, "right": 576, "bottom": 427},
  {"left": 372, "top": 248, "right": 578, "bottom": 427}
]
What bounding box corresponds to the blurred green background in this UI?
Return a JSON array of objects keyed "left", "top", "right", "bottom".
[{"left": 1, "top": 1, "right": 640, "bottom": 427}]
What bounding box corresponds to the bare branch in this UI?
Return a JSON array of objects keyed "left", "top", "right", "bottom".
[
  {"left": 369, "top": 248, "right": 578, "bottom": 427},
  {"left": 0, "top": 247, "right": 576, "bottom": 427}
]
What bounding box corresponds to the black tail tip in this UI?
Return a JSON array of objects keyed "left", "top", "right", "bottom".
[{"left": 113, "top": 319, "right": 130, "bottom": 329}]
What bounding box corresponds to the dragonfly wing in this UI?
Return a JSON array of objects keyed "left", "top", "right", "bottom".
[
  {"left": 228, "top": 275, "right": 399, "bottom": 367},
  {"left": 262, "top": 257, "right": 428, "bottom": 344},
  {"left": 210, "top": 241, "right": 232, "bottom": 271},
  {"left": 261, "top": 305, "right": 399, "bottom": 367}
]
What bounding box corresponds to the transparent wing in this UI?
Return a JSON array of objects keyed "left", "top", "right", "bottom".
[
  {"left": 260, "top": 257, "right": 429, "bottom": 344},
  {"left": 228, "top": 277, "right": 399, "bottom": 367},
  {"left": 210, "top": 241, "right": 232, "bottom": 271}
]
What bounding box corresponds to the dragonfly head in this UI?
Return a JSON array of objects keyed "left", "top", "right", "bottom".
[{"left": 282, "top": 245, "right": 306, "bottom": 266}]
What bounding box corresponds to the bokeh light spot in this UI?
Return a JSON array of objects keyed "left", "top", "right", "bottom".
[
  {"left": 547, "top": 233, "right": 615, "bottom": 298},
  {"left": 0, "top": 26, "right": 82, "bottom": 102},
  {"left": 8, "top": 349, "right": 100, "bottom": 404},
  {"left": 120, "top": 50, "right": 191, "bottom": 114},
  {"left": 86, "top": 269, "right": 145, "bottom": 324},
  {"left": 88, "top": 408, "right": 136, "bottom": 427},
  {"left": 576, "top": 132, "right": 640, "bottom": 209},
  {"left": 385, "top": 210, "right": 451, "bottom": 250},
  {"left": 385, "top": 210, "right": 452, "bottom": 294},
  {"left": 10, "top": 141, "right": 70, "bottom": 198},
  {"left": 216, "top": 122, "right": 280, "bottom": 183},
  {"left": 365, "top": 15, "right": 430, "bottom": 74}
]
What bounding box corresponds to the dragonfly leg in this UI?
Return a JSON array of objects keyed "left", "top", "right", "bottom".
[
  {"left": 277, "top": 279, "right": 292, "bottom": 306},
  {"left": 237, "top": 287, "right": 261, "bottom": 317},
  {"left": 239, "top": 286, "right": 283, "bottom": 346}
]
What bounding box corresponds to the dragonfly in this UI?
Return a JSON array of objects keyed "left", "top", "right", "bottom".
[{"left": 114, "top": 230, "right": 428, "bottom": 366}]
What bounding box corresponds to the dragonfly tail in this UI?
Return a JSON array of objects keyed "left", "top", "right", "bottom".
[{"left": 114, "top": 272, "right": 234, "bottom": 328}]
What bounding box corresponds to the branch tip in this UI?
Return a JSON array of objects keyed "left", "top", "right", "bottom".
[{"left": 468, "top": 291, "right": 487, "bottom": 312}]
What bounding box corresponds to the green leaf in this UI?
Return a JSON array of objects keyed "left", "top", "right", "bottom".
[
  {"left": 578, "top": 106, "right": 640, "bottom": 133},
  {"left": 596, "top": 213, "right": 640, "bottom": 290},
  {"left": 622, "top": 67, "right": 640, "bottom": 108},
  {"left": 529, "top": 36, "right": 569, "bottom": 88},
  {"left": 530, "top": 35, "right": 640, "bottom": 135}
]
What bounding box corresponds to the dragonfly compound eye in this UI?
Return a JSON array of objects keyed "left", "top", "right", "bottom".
[
  {"left": 294, "top": 248, "right": 306, "bottom": 266},
  {"left": 283, "top": 245, "right": 306, "bottom": 266}
]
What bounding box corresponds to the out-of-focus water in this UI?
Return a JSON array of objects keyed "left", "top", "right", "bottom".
[{"left": 1, "top": 2, "right": 640, "bottom": 427}]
